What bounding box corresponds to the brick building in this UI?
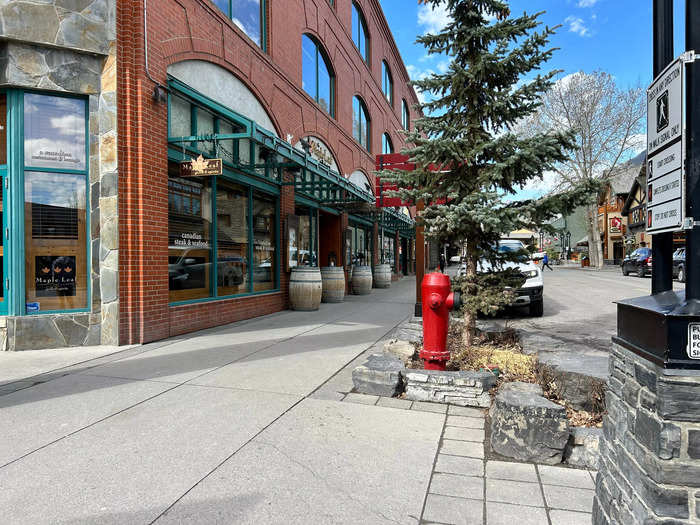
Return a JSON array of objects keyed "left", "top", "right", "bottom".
[{"left": 117, "top": 0, "right": 419, "bottom": 344}]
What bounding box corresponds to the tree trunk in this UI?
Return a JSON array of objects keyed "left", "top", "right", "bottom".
[
  {"left": 586, "top": 205, "right": 599, "bottom": 268},
  {"left": 462, "top": 240, "right": 477, "bottom": 349},
  {"left": 591, "top": 209, "right": 604, "bottom": 269}
]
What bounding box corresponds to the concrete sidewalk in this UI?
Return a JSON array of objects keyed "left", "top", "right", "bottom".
[{"left": 0, "top": 277, "right": 594, "bottom": 524}]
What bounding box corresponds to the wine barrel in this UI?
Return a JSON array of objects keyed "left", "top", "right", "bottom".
[
  {"left": 351, "top": 265, "right": 373, "bottom": 295},
  {"left": 373, "top": 263, "right": 392, "bottom": 289},
  {"left": 320, "top": 266, "right": 345, "bottom": 303},
  {"left": 289, "top": 267, "right": 322, "bottom": 311}
]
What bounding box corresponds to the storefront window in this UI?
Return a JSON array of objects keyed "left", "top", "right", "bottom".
[
  {"left": 0, "top": 94, "right": 7, "bottom": 165},
  {"left": 295, "top": 207, "right": 317, "bottom": 267},
  {"left": 352, "top": 226, "right": 372, "bottom": 266},
  {"left": 170, "top": 96, "right": 191, "bottom": 138},
  {"left": 253, "top": 193, "right": 276, "bottom": 292},
  {"left": 24, "top": 94, "right": 86, "bottom": 171},
  {"left": 196, "top": 107, "right": 215, "bottom": 155},
  {"left": 23, "top": 93, "right": 88, "bottom": 313},
  {"left": 383, "top": 235, "right": 395, "bottom": 267},
  {"left": 25, "top": 172, "right": 87, "bottom": 311},
  {"left": 168, "top": 164, "right": 213, "bottom": 302},
  {"left": 217, "top": 181, "right": 248, "bottom": 296}
]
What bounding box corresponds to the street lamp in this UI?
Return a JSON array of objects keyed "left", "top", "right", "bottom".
[
  {"left": 565, "top": 231, "right": 571, "bottom": 259},
  {"left": 539, "top": 231, "right": 544, "bottom": 251}
]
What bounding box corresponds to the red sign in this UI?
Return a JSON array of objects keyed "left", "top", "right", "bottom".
[
  {"left": 610, "top": 217, "right": 622, "bottom": 234},
  {"left": 374, "top": 153, "right": 448, "bottom": 207}
]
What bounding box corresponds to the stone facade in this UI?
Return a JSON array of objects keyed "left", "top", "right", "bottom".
[
  {"left": 593, "top": 343, "right": 700, "bottom": 524},
  {"left": 0, "top": 0, "right": 117, "bottom": 349}
]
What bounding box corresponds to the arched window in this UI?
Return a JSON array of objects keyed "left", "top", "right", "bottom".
[
  {"left": 353, "top": 96, "right": 370, "bottom": 151},
  {"left": 349, "top": 170, "right": 373, "bottom": 194},
  {"left": 382, "top": 133, "right": 393, "bottom": 154},
  {"left": 382, "top": 61, "right": 393, "bottom": 106},
  {"left": 352, "top": 2, "right": 369, "bottom": 63},
  {"left": 402, "top": 99, "right": 410, "bottom": 130},
  {"left": 302, "top": 34, "right": 335, "bottom": 117},
  {"left": 211, "top": 0, "right": 266, "bottom": 50}
]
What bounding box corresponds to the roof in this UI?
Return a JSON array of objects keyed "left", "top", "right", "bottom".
[{"left": 607, "top": 150, "right": 645, "bottom": 196}]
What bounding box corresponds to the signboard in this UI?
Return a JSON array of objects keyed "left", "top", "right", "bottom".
[
  {"left": 180, "top": 155, "right": 223, "bottom": 177},
  {"left": 35, "top": 256, "right": 76, "bottom": 297},
  {"left": 610, "top": 217, "right": 622, "bottom": 234},
  {"left": 688, "top": 323, "right": 700, "bottom": 359},
  {"left": 646, "top": 56, "right": 685, "bottom": 233}
]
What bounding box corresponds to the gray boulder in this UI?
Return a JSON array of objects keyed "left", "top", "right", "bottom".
[
  {"left": 564, "top": 427, "right": 602, "bottom": 469},
  {"left": 352, "top": 353, "right": 405, "bottom": 397},
  {"left": 490, "top": 382, "right": 570, "bottom": 465},
  {"left": 383, "top": 339, "right": 416, "bottom": 362}
]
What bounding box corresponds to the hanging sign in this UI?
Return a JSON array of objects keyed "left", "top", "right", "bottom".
[
  {"left": 180, "top": 154, "right": 222, "bottom": 177},
  {"left": 609, "top": 217, "right": 622, "bottom": 234},
  {"left": 646, "top": 55, "right": 685, "bottom": 234}
]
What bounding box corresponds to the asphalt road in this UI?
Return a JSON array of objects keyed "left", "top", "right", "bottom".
[{"left": 508, "top": 266, "right": 684, "bottom": 354}]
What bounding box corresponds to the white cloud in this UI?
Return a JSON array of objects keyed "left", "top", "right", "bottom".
[
  {"left": 564, "top": 16, "right": 591, "bottom": 37},
  {"left": 406, "top": 64, "right": 436, "bottom": 104},
  {"left": 577, "top": 0, "right": 599, "bottom": 7},
  {"left": 417, "top": 3, "right": 451, "bottom": 34}
]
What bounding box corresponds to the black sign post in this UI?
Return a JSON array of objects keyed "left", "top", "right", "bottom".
[
  {"left": 615, "top": 0, "right": 700, "bottom": 369},
  {"left": 651, "top": 0, "right": 675, "bottom": 296}
]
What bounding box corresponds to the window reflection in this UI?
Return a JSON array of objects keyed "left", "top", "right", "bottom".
[
  {"left": 24, "top": 94, "right": 86, "bottom": 171},
  {"left": 217, "top": 181, "right": 249, "bottom": 296},
  {"left": 168, "top": 163, "right": 213, "bottom": 302},
  {"left": 25, "top": 172, "right": 87, "bottom": 310},
  {"left": 253, "top": 193, "right": 275, "bottom": 291},
  {"left": 232, "top": 0, "right": 262, "bottom": 47}
]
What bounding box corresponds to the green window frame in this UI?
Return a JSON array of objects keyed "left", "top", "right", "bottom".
[
  {"left": 0, "top": 89, "right": 91, "bottom": 316},
  {"left": 210, "top": 0, "right": 268, "bottom": 51},
  {"left": 382, "top": 61, "right": 393, "bottom": 106},
  {"left": 352, "top": 2, "right": 370, "bottom": 63},
  {"left": 382, "top": 133, "right": 393, "bottom": 155},
  {"left": 402, "top": 99, "right": 410, "bottom": 130},
  {"left": 301, "top": 34, "right": 336, "bottom": 118},
  {"left": 167, "top": 86, "right": 281, "bottom": 306},
  {"left": 353, "top": 96, "right": 370, "bottom": 152}
]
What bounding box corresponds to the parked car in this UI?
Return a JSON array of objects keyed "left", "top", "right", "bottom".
[
  {"left": 459, "top": 240, "right": 544, "bottom": 317},
  {"left": 673, "top": 248, "right": 686, "bottom": 282},
  {"left": 621, "top": 247, "right": 652, "bottom": 277}
]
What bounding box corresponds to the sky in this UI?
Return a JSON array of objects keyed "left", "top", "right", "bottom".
[
  {"left": 380, "top": 0, "right": 687, "bottom": 198},
  {"left": 382, "top": 0, "right": 687, "bottom": 93}
]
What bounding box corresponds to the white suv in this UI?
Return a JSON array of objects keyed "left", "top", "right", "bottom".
[{"left": 459, "top": 239, "right": 544, "bottom": 317}]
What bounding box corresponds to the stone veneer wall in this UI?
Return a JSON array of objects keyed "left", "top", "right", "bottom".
[
  {"left": 0, "top": 0, "right": 117, "bottom": 349},
  {"left": 593, "top": 342, "right": 700, "bottom": 524}
]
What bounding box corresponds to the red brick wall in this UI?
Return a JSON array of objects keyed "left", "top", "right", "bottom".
[{"left": 117, "top": 0, "right": 418, "bottom": 344}]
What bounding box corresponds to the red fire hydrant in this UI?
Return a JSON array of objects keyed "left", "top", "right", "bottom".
[{"left": 420, "top": 272, "right": 458, "bottom": 371}]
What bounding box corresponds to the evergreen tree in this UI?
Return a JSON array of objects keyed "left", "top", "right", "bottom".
[{"left": 384, "top": 0, "right": 596, "bottom": 347}]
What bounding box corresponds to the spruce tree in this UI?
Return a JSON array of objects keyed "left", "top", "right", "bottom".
[{"left": 384, "top": 0, "right": 596, "bottom": 347}]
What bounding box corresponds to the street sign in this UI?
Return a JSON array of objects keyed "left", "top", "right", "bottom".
[
  {"left": 688, "top": 323, "right": 700, "bottom": 359},
  {"left": 646, "top": 56, "right": 685, "bottom": 233}
]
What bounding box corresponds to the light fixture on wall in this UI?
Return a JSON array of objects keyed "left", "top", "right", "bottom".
[{"left": 152, "top": 85, "right": 168, "bottom": 103}]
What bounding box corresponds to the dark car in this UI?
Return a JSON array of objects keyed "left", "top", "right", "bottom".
[
  {"left": 673, "top": 248, "right": 686, "bottom": 282},
  {"left": 621, "top": 247, "right": 652, "bottom": 277}
]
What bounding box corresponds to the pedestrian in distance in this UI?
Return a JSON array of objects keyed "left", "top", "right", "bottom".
[
  {"left": 542, "top": 252, "right": 553, "bottom": 271},
  {"left": 439, "top": 253, "right": 446, "bottom": 273}
]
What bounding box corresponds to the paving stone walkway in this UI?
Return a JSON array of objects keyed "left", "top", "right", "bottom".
[{"left": 343, "top": 395, "right": 596, "bottom": 525}]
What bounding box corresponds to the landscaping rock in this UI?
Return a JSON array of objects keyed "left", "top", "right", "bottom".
[
  {"left": 404, "top": 369, "right": 497, "bottom": 407},
  {"left": 564, "top": 427, "right": 602, "bottom": 469},
  {"left": 383, "top": 339, "right": 416, "bottom": 362},
  {"left": 352, "top": 353, "right": 404, "bottom": 397},
  {"left": 490, "top": 381, "right": 570, "bottom": 465}
]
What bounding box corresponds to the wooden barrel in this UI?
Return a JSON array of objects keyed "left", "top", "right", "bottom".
[
  {"left": 321, "top": 266, "right": 345, "bottom": 303},
  {"left": 373, "top": 263, "right": 392, "bottom": 289},
  {"left": 351, "top": 265, "right": 373, "bottom": 295},
  {"left": 289, "top": 267, "right": 322, "bottom": 311}
]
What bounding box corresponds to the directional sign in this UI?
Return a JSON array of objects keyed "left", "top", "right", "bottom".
[
  {"left": 688, "top": 323, "right": 700, "bottom": 360},
  {"left": 646, "top": 56, "right": 685, "bottom": 234},
  {"left": 647, "top": 58, "right": 683, "bottom": 156}
]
